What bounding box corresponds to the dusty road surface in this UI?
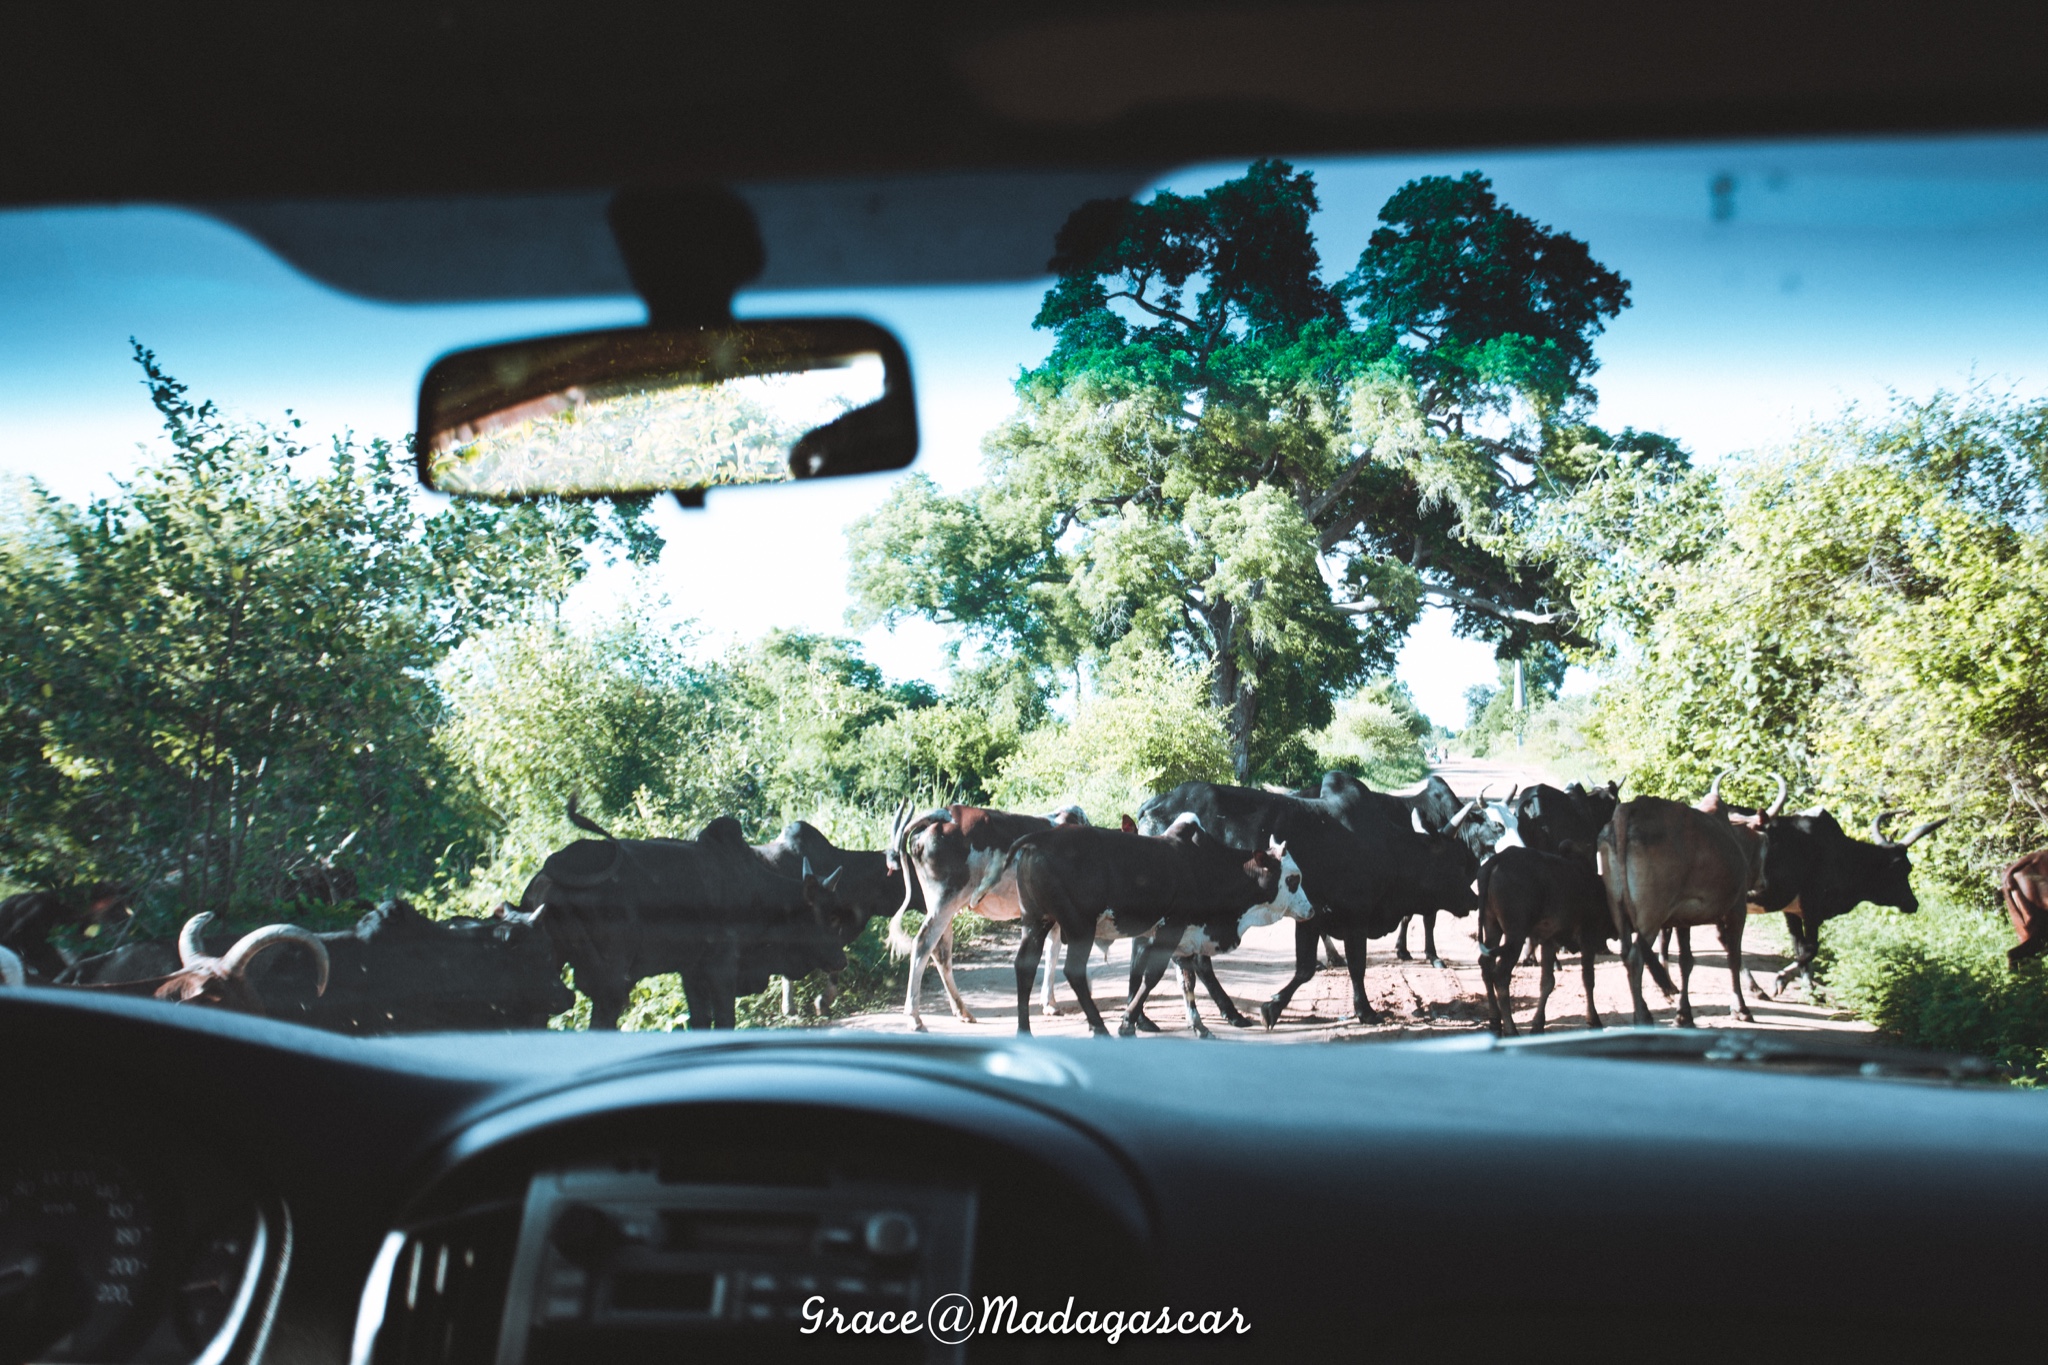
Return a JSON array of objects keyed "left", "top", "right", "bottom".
[{"left": 836, "top": 760, "right": 1872, "bottom": 1042}]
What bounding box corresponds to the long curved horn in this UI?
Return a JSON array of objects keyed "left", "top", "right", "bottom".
[
  {"left": 178, "top": 912, "right": 216, "bottom": 966},
  {"left": 1871, "top": 809, "right": 1908, "bottom": 845},
  {"left": 1474, "top": 784, "right": 1493, "bottom": 805},
  {"left": 1449, "top": 799, "right": 1478, "bottom": 827},
  {"left": 1703, "top": 770, "right": 1728, "bottom": 804},
  {"left": 218, "top": 925, "right": 330, "bottom": 997},
  {"left": 0, "top": 945, "right": 23, "bottom": 986},
  {"left": 1899, "top": 816, "right": 1949, "bottom": 847},
  {"left": 1411, "top": 808, "right": 1428, "bottom": 835},
  {"left": 1766, "top": 773, "right": 1788, "bottom": 818}
]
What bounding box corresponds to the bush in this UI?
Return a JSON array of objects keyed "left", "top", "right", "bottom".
[
  {"left": 1821, "top": 901, "right": 2048, "bottom": 1070},
  {"left": 993, "top": 653, "right": 1232, "bottom": 822},
  {"left": 1309, "top": 678, "right": 1430, "bottom": 787}
]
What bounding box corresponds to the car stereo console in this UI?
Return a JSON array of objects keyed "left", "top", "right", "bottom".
[{"left": 493, "top": 1160, "right": 976, "bottom": 1365}]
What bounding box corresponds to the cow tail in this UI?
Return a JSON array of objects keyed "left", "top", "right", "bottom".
[
  {"left": 566, "top": 794, "right": 616, "bottom": 840},
  {"left": 885, "top": 815, "right": 930, "bottom": 959}
]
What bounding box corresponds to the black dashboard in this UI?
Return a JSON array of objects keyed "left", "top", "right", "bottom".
[{"left": 6, "top": 989, "right": 2048, "bottom": 1364}]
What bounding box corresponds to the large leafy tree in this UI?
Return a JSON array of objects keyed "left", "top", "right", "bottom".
[
  {"left": 849, "top": 162, "right": 1635, "bottom": 779},
  {"left": 0, "top": 347, "right": 660, "bottom": 925},
  {"left": 1583, "top": 390, "right": 2048, "bottom": 898}
]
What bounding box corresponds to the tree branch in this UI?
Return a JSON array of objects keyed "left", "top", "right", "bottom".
[
  {"left": 1329, "top": 586, "right": 1569, "bottom": 626},
  {"left": 1304, "top": 440, "right": 1378, "bottom": 531},
  {"left": 1105, "top": 289, "right": 1199, "bottom": 332}
]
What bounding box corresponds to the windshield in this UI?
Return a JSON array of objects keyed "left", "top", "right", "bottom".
[{"left": 5, "top": 135, "right": 2047, "bottom": 1068}]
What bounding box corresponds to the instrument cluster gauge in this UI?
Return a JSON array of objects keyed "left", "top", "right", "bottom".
[
  {"left": 0, "top": 1159, "right": 157, "bottom": 1363},
  {"left": 173, "top": 1214, "right": 261, "bottom": 1356}
]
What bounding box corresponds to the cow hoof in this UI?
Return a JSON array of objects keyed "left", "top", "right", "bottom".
[
  {"left": 909, "top": 1019, "right": 930, "bottom": 1034},
  {"left": 1395, "top": 948, "right": 1414, "bottom": 962},
  {"left": 1733, "top": 1008, "right": 1755, "bottom": 1023},
  {"left": 1346, "top": 1009, "right": 1381, "bottom": 1026},
  {"left": 1428, "top": 957, "right": 1447, "bottom": 969},
  {"left": 1259, "top": 999, "right": 1283, "bottom": 1030},
  {"left": 1130, "top": 1014, "right": 1160, "bottom": 1034},
  {"left": 1633, "top": 1011, "right": 1655, "bottom": 1027},
  {"left": 1191, "top": 1026, "right": 1215, "bottom": 1040},
  {"left": 1224, "top": 1013, "right": 1255, "bottom": 1029}
]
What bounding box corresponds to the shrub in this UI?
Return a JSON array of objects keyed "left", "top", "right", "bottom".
[
  {"left": 994, "top": 654, "right": 1233, "bottom": 823},
  {"left": 1309, "top": 678, "right": 1430, "bottom": 787},
  {"left": 1820, "top": 901, "right": 2048, "bottom": 1070}
]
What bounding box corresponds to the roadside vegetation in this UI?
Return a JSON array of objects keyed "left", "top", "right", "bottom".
[{"left": 4, "top": 163, "right": 2045, "bottom": 1045}]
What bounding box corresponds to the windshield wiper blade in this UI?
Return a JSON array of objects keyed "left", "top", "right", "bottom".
[{"left": 1473, "top": 1027, "right": 2010, "bottom": 1084}]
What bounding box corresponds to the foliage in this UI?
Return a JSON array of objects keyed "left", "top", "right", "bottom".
[
  {"left": 0, "top": 348, "right": 658, "bottom": 930},
  {"left": 1821, "top": 902, "right": 2048, "bottom": 1071},
  {"left": 993, "top": 653, "right": 1233, "bottom": 823},
  {"left": 1581, "top": 391, "right": 2048, "bottom": 897},
  {"left": 1308, "top": 677, "right": 1431, "bottom": 787},
  {"left": 849, "top": 161, "right": 1641, "bottom": 780}
]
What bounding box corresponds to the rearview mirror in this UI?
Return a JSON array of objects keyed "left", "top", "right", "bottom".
[{"left": 416, "top": 318, "right": 917, "bottom": 502}]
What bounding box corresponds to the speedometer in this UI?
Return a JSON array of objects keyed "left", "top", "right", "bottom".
[{"left": 0, "top": 1160, "right": 155, "bottom": 1363}]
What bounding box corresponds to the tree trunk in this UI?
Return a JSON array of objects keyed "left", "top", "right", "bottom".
[{"left": 1231, "top": 676, "right": 1259, "bottom": 783}]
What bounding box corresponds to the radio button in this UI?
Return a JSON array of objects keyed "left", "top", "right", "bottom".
[{"left": 864, "top": 1212, "right": 919, "bottom": 1258}]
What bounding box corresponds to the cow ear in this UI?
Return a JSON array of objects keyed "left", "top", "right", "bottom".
[
  {"left": 493, "top": 924, "right": 512, "bottom": 942},
  {"left": 1121, "top": 814, "right": 1138, "bottom": 834},
  {"left": 1269, "top": 837, "right": 1287, "bottom": 859}
]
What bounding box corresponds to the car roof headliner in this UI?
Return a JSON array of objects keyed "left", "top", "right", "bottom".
[{"left": 12, "top": 1, "right": 2048, "bottom": 300}]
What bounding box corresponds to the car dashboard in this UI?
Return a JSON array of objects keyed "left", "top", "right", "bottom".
[{"left": 5, "top": 990, "right": 2048, "bottom": 1365}]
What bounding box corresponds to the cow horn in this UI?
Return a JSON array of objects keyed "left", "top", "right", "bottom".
[
  {"left": 1411, "top": 808, "right": 1428, "bottom": 835},
  {"left": 1899, "top": 816, "right": 1949, "bottom": 847},
  {"left": 1766, "top": 772, "right": 1788, "bottom": 818},
  {"left": 217, "top": 925, "right": 330, "bottom": 997},
  {"left": 0, "top": 945, "right": 23, "bottom": 986},
  {"left": 822, "top": 866, "right": 843, "bottom": 890},
  {"left": 1449, "top": 799, "right": 1478, "bottom": 827},
  {"left": 1475, "top": 784, "right": 1493, "bottom": 804},
  {"left": 1872, "top": 809, "right": 1902, "bottom": 844},
  {"left": 178, "top": 913, "right": 216, "bottom": 966},
  {"left": 801, "top": 856, "right": 817, "bottom": 882},
  {"left": 1704, "top": 770, "right": 1728, "bottom": 803}
]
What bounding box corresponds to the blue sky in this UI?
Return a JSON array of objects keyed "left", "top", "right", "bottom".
[{"left": 6, "top": 133, "right": 2048, "bottom": 727}]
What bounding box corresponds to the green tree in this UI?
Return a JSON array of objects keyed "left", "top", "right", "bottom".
[
  {"left": 1584, "top": 390, "right": 2048, "bottom": 897},
  {"left": 849, "top": 161, "right": 1635, "bottom": 779},
  {"left": 0, "top": 348, "right": 658, "bottom": 926}
]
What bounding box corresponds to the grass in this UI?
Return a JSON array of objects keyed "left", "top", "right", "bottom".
[{"left": 1818, "top": 900, "right": 2048, "bottom": 1072}]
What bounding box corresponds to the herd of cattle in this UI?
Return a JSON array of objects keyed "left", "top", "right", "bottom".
[{"left": 2, "top": 767, "right": 2041, "bottom": 1039}]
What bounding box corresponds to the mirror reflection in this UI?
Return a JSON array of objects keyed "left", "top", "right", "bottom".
[{"left": 425, "top": 352, "right": 887, "bottom": 498}]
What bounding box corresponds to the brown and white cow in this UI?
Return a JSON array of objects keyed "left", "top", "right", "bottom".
[
  {"left": 885, "top": 804, "right": 1088, "bottom": 1030},
  {"left": 2001, "top": 848, "right": 2048, "bottom": 972}
]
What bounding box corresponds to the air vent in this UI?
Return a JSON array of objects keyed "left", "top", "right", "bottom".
[{"left": 355, "top": 1203, "right": 522, "bottom": 1365}]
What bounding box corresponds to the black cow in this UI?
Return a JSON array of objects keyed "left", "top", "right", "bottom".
[
  {"left": 0, "top": 885, "right": 131, "bottom": 981},
  {"left": 1754, "top": 808, "right": 1946, "bottom": 997},
  {"left": 1255, "top": 806, "right": 1480, "bottom": 1027},
  {"left": 1476, "top": 845, "right": 1622, "bottom": 1034},
  {"left": 998, "top": 821, "right": 1288, "bottom": 1037},
  {"left": 522, "top": 808, "right": 846, "bottom": 1030},
  {"left": 753, "top": 817, "right": 918, "bottom": 1013},
  {"left": 1512, "top": 781, "right": 1621, "bottom": 861},
  {"left": 1143, "top": 778, "right": 1483, "bottom": 1022},
  {"left": 66, "top": 899, "right": 574, "bottom": 1031}
]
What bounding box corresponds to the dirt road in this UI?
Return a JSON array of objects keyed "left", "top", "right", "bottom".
[{"left": 836, "top": 760, "right": 1872, "bottom": 1042}]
